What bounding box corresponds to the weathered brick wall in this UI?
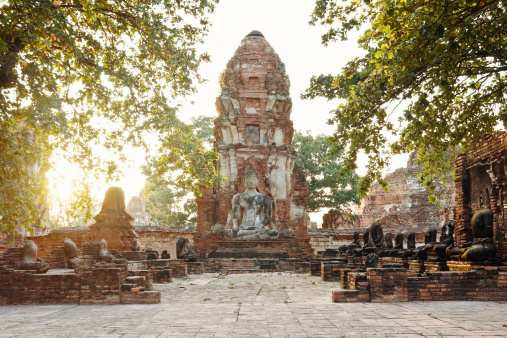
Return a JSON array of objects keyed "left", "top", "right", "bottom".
[
  {"left": 454, "top": 131, "right": 507, "bottom": 261},
  {"left": 0, "top": 265, "right": 129, "bottom": 305},
  {"left": 407, "top": 266, "right": 507, "bottom": 301},
  {"left": 356, "top": 152, "right": 455, "bottom": 233},
  {"left": 333, "top": 266, "right": 507, "bottom": 303},
  {"left": 367, "top": 268, "right": 408, "bottom": 303},
  {"left": 195, "top": 31, "right": 312, "bottom": 256},
  {"left": 322, "top": 210, "right": 353, "bottom": 229},
  {"left": 135, "top": 226, "right": 194, "bottom": 259},
  {"left": 80, "top": 266, "right": 127, "bottom": 305},
  {"left": 0, "top": 270, "right": 81, "bottom": 305},
  {"left": 30, "top": 227, "right": 89, "bottom": 258},
  {"left": 28, "top": 225, "right": 194, "bottom": 260}
]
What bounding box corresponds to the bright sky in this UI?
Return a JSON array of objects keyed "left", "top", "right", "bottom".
[{"left": 62, "top": 0, "right": 410, "bottom": 224}]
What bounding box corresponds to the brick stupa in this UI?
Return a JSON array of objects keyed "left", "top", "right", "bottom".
[
  {"left": 195, "top": 31, "right": 312, "bottom": 258},
  {"left": 86, "top": 187, "right": 138, "bottom": 253}
]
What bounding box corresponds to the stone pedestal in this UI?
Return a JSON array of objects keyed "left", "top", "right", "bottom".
[
  {"left": 408, "top": 260, "right": 425, "bottom": 274},
  {"left": 381, "top": 256, "right": 408, "bottom": 269},
  {"left": 210, "top": 240, "right": 292, "bottom": 259},
  {"left": 446, "top": 260, "right": 497, "bottom": 271},
  {"left": 424, "top": 261, "right": 449, "bottom": 272},
  {"left": 86, "top": 187, "right": 137, "bottom": 253}
]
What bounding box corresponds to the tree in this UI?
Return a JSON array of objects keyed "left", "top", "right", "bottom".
[
  {"left": 142, "top": 115, "right": 214, "bottom": 226},
  {"left": 292, "top": 131, "right": 360, "bottom": 213},
  {"left": 304, "top": 0, "right": 507, "bottom": 198},
  {"left": 0, "top": 0, "right": 221, "bottom": 232},
  {"left": 48, "top": 179, "right": 100, "bottom": 230}
]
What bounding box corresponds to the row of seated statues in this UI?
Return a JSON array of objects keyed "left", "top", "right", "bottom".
[
  {"left": 14, "top": 236, "right": 196, "bottom": 273},
  {"left": 339, "top": 205, "right": 497, "bottom": 263}
]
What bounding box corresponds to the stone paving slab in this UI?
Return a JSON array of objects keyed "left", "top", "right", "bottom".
[{"left": 0, "top": 272, "right": 506, "bottom": 337}]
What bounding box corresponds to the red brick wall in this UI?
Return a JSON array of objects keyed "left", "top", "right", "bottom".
[
  {"left": 454, "top": 131, "right": 507, "bottom": 262},
  {"left": 367, "top": 268, "right": 408, "bottom": 302},
  {"left": 0, "top": 265, "right": 128, "bottom": 305},
  {"left": 408, "top": 266, "right": 507, "bottom": 301}
]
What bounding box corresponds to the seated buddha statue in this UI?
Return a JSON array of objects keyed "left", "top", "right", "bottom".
[
  {"left": 228, "top": 165, "right": 278, "bottom": 241},
  {"left": 424, "top": 221, "right": 454, "bottom": 262},
  {"left": 446, "top": 206, "right": 497, "bottom": 262}
]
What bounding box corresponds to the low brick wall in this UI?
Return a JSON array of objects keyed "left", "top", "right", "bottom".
[
  {"left": 0, "top": 265, "right": 161, "bottom": 305},
  {"left": 321, "top": 261, "right": 347, "bottom": 282},
  {"left": 333, "top": 265, "right": 507, "bottom": 303},
  {"left": 202, "top": 258, "right": 305, "bottom": 274},
  {"left": 0, "top": 266, "right": 126, "bottom": 305},
  {"left": 367, "top": 268, "right": 408, "bottom": 303},
  {"left": 408, "top": 266, "right": 507, "bottom": 301}
]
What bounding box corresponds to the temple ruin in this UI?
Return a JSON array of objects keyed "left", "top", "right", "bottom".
[{"left": 1, "top": 32, "right": 506, "bottom": 307}]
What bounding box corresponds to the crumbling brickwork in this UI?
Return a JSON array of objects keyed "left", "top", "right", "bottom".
[
  {"left": 322, "top": 210, "right": 353, "bottom": 229},
  {"left": 356, "top": 152, "right": 455, "bottom": 233},
  {"left": 332, "top": 266, "right": 507, "bottom": 303},
  {"left": 454, "top": 131, "right": 507, "bottom": 262},
  {"left": 0, "top": 265, "right": 160, "bottom": 305},
  {"left": 194, "top": 31, "right": 311, "bottom": 256}
]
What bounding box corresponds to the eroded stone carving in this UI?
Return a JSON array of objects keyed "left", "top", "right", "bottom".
[
  {"left": 63, "top": 238, "right": 82, "bottom": 269},
  {"left": 446, "top": 206, "right": 497, "bottom": 261},
  {"left": 145, "top": 248, "right": 159, "bottom": 260},
  {"left": 98, "top": 239, "right": 115, "bottom": 263},
  {"left": 161, "top": 250, "right": 171, "bottom": 259},
  {"left": 228, "top": 165, "right": 277, "bottom": 241},
  {"left": 366, "top": 253, "right": 379, "bottom": 268},
  {"left": 17, "top": 240, "right": 49, "bottom": 273},
  {"left": 176, "top": 237, "right": 197, "bottom": 262}
]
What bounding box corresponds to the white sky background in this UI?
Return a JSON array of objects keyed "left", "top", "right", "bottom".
[{"left": 113, "top": 0, "right": 410, "bottom": 224}]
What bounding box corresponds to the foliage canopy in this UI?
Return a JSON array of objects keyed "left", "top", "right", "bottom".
[
  {"left": 305, "top": 0, "right": 507, "bottom": 197},
  {"left": 142, "top": 116, "right": 215, "bottom": 227},
  {"left": 0, "top": 0, "right": 220, "bottom": 233},
  {"left": 292, "top": 131, "right": 360, "bottom": 213}
]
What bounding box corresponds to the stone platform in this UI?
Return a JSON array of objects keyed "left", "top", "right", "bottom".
[
  {"left": 208, "top": 240, "right": 312, "bottom": 259},
  {"left": 1, "top": 273, "right": 506, "bottom": 337}
]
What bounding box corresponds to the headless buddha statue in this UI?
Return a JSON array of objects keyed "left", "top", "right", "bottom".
[
  {"left": 424, "top": 222, "right": 454, "bottom": 262},
  {"left": 446, "top": 205, "right": 496, "bottom": 262}
]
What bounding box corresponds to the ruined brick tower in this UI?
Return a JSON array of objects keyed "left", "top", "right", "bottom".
[{"left": 195, "top": 30, "right": 312, "bottom": 257}]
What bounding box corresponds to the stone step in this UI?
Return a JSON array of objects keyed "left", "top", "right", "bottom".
[
  {"left": 227, "top": 269, "right": 258, "bottom": 274},
  {"left": 121, "top": 283, "right": 146, "bottom": 292},
  {"left": 332, "top": 290, "right": 369, "bottom": 303},
  {"left": 121, "top": 291, "right": 160, "bottom": 304},
  {"left": 126, "top": 276, "right": 145, "bottom": 285}
]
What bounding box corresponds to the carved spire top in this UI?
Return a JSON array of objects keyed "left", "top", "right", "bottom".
[{"left": 246, "top": 30, "right": 264, "bottom": 37}]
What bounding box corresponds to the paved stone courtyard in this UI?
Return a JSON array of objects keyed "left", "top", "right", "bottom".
[{"left": 0, "top": 272, "right": 506, "bottom": 337}]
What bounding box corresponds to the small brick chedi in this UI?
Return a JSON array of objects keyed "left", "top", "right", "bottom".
[
  {"left": 86, "top": 187, "right": 138, "bottom": 253},
  {"left": 195, "top": 30, "right": 312, "bottom": 257}
]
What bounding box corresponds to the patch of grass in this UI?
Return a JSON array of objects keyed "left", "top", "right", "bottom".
[
  {"left": 229, "top": 282, "right": 235, "bottom": 286},
  {"left": 203, "top": 298, "right": 211, "bottom": 302}
]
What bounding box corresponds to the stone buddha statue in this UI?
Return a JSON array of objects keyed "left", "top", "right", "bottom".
[
  {"left": 446, "top": 205, "right": 497, "bottom": 262},
  {"left": 424, "top": 221, "right": 454, "bottom": 262},
  {"left": 229, "top": 165, "right": 278, "bottom": 240}
]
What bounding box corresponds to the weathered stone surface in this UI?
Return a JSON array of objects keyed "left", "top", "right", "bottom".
[
  {"left": 86, "top": 187, "right": 138, "bottom": 253},
  {"left": 194, "top": 31, "right": 312, "bottom": 257},
  {"left": 355, "top": 152, "right": 455, "bottom": 233},
  {"left": 322, "top": 210, "right": 353, "bottom": 229},
  {"left": 63, "top": 238, "right": 82, "bottom": 269},
  {"left": 17, "top": 240, "right": 49, "bottom": 273},
  {"left": 454, "top": 131, "right": 507, "bottom": 262},
  {"left": 175, "top": 237, "right": 196, "bottom": 261},
  {"left": 126, "top": 192, "right": 150, "bottom": 226}
]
